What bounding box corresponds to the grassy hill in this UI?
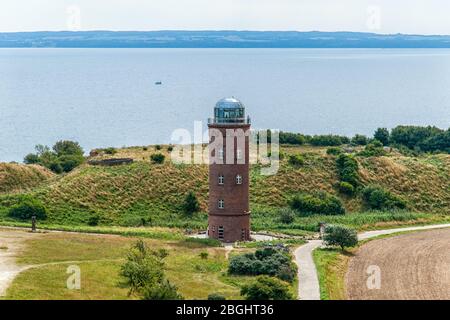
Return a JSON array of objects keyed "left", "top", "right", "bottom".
[
  {"left": 0, "top": 163, "right": 53, "bottom": 194},
  {"left": 0, "top": 145, "right": 449, "bottom": 233}
]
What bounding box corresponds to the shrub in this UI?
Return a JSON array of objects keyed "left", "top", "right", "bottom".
[
  {"left": 362, "top": 185, "right": 407, "bottom": 210},
  {"left": 199, "top": 251, "right": 209, "bottom": 260},
  {"left": 155, "top": 145, "right": 162, "bottom": 150},
  {"left": 279, "top": 132, "right": 305, "bottom": 145},
  {"left": 182, "top": 192, "right": 200, "bottom": 215},
  {"left": 288, "top": 154, "right": 304, "bottom": 166},
  {"left": 374, "top": 128, "right": 390, "bottom": 146},
  {"left": 336, "top": 153, "right": 359, "bottom": 187},
  {"left": 49, "top": 161, "right": 63, "bottom": 174},
  {"left": 208, "top": 293, "right": 226, "bottom": 300},
  {"left": 8, "top": 196, "right": 47, "bottom": 220},
  {"left": 241, "top": 276, "right": 293, "bottom": 300},
  {"left": 142, "top": 279, "right": 183, "bottom": 300},
  {"left": 351, "top": 134, "right": 368, "bottom": 146},
  {"left": 103, "top": 147, "right": 117, "bottom": 155},
  {"left": 358, "top": 140, "right": 386, "bottom": 157},
  {"left": 228, "top": 248, "right": 296, "bottom": 283},
  {"left": 289, "top": 192, "right": 345, "bottom": 216},
  {"left": 87, "top": 214, "right": 100, "bottom": 226},
  {"left": 309, "top": 135, "right": 350, "bottom": 146},
  {"left": 24, "top": 153, "right": 40, "bottom": 164},
  {"left": 150, "top": 153, "right": 165, "bottom": 164},
  {"left": 338, "top": 181, "right": 355, "bottom": 195},
  {"left": 323, "top": 225, "right": 358, "bottom": 251},
  {"left": 59, "top": 154, "right": 84, "bottom": 172},
  {"left": 167, "top": 145, "right": 174, "bottom": 152},
  {"left": 279, "top": 208, "right": 296, "bottom": 224},
  {"left": 120, "top": 240, "right": 181, "bottom": 300},
  {"left": 326, "top": 147, "right": 343, "bottom": 156}
]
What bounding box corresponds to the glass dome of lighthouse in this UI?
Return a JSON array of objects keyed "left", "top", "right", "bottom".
[{"left": 212, "top": 97, "right": 250, "bottom": 125}]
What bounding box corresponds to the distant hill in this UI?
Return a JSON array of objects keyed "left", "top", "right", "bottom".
[{"left": 1, "top": 31, "right": 450, "bottom": 48}]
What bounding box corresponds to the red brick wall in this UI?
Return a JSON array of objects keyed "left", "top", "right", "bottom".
[{"left": 207, "top": 124, "right": 251, "bottom": 242}]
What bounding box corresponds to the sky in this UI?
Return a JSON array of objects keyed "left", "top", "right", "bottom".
[{"left": 0, "top": 0, "right": 449, "bottom": 35}]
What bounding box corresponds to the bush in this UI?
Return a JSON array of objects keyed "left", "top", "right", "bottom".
[
  {"left": 279, "top": 132, "right": 305, "bottom": 145},
  {"left": 199, "top": 252, "right": 209, "bottom": 260},
  {"left": 182, "top": 192, "right": 200, "bottom": 215},
  {"left": 279, "top": 208, "right": 296, "bottom": 224},
  {"left": 150, "top": 153, "right": 165, "bottom": 164},
  {"left": 323, "top": 225, "right": 358, "bottom": 251},
  {"left": 155, "top": 145, "right": 162, "bottom": 150},
  {"left": 228, "top": 248, "right": 296, "bottom": 283},
  {"left": 103, "top": 147, "right": 117, "bottom": 155},
  {"left": 336, "top": 153, "right": 359, "bottom": 187},
  {"left": 8, "top": 196, "right": 47, "bottom": 220},
  {"left": 351, "top": 134, "right": 368, "bottom": 146},
  {"left": 49, "top": 161, "right": 63, "bottom": 174},
  {"left": 362, "top": 185, "right": 407, "bottom": 210},
  {"left": 288, "top": 154, "right": 304, "bottom": 166},
  {"left": 59, "top": 154, "right": 84, "bottom": 172},
  {"left": 374, "top": 128, "right": 390, "bottom": 146},
  {"left": 309, "top": 135, "right": 350, "bottom": 146},
  {"left": 208, "top": 293, "right": 226, "bottom": 300},
  {"left": 241, "top": 276, "right": 293, "bottom": 300},
  {"left": 87, "top": 214, "right": 100, "bottom": 226},
  {"left": 289, "top": 192, "right": 345, "bottom": 216},
  {"left": 358, "top": 140, "right": 386, "bottom": 157},
  {"left": 24, "top": 153, "right": 40, "bottom": 164},
  {"left": 338, "top": 181, "right": 355, "bottom": 195},
  {"left": 167, "top": 145, "right": 174, "bottom": 152},
  {"left": 142, "top": 279, "right": 183, "bottom": 300},
  {"left": 23, "top": 140, "right": 85, "bottom": 173},
  {"left": 120, "top": 240, "right": 182, "bottom": 300},
  {"left": 326, "top": 147, "right": 343, "bottom": 156}
]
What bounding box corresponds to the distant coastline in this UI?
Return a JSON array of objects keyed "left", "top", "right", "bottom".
[{"left": 1, "top": 31, "right": 450, "bottom": 48}]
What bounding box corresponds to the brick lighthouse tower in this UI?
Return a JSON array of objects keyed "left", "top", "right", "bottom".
[{"left": 207, "top": 97, "right": 251, "bottom": 242}]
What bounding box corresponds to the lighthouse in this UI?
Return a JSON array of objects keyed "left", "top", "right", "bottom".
[{"left": 207, "top": 97, "right": 251, "bottom": 242}]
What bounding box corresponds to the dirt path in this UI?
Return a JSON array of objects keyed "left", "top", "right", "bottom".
[
  {"left": 346, "top": 228, "right": 450, "bottom": 300},
  {"left": 0, "top": 228, "right": 40, "bottom": 296}
]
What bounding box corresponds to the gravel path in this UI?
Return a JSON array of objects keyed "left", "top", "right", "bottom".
[
  {"left": 346, "top": 228, "right": 450, "bottom": 300},
  {"left": 295, "top": 223, "right": 450, "bottom": 300},
  {"left": 0, "top": 229, "right": 39, "bottom": 296}
]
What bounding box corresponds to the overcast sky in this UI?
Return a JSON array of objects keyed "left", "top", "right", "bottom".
[{"left": 1, "top": 0, "right": 449, "bottom": 34}]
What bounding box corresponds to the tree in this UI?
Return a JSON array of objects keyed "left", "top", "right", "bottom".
[
  {"left": 24, "top": 153, "right": 40, "bottom": 164},
  {"left": 53, "top": 140, "right": 84, "bottom": 157},
  {"left": 351, "top": 134, "right": 368, "bottom": 146},
  {"left": 241, "top": 276, "right": 293, "bottom": 300},
  {"left": 323, "top": 225, "right": 358, "bottom": 251},
  {"left": 374, "top": 128, "right": 390, "bottom": 146},
  {"left": 142, "top": 279, "right": 183, "bottom": 300},
  {"left": 182, "top": 192, "right": 200, "bottom": 215}
]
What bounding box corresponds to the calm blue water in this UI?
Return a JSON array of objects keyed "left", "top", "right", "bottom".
[{"left": 1, "top": 48, "right": 449, "bottom": 162}]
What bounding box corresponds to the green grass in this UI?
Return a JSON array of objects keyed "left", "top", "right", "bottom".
[
  {"left": 313, "top": 248, "right": 351, "bottom": 300},
  {"left": 0, "top": 145, "right": 448, "bottom": 234},
  {"left": 4, "top": 232, "right": 251, "bottom": 300}
]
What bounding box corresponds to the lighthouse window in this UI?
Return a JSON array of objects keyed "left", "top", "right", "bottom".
[
  {"left": 236, "top": 149, "right": 242, "bottom": 160},
  {"left": 218, "top": 226, "right": 224, "bottom": 240},
  {"left": 218, "top": 199, "right": 224, "bottom": 209},
  {"left": 218, "top": 175, "right": 224, "bottom": 185},
  {"left": 236, "top": 175, "right": 243, "bottom": 185}
]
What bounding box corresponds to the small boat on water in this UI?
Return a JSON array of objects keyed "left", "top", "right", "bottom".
[{"left": 155, "top": 81, "right": 162, "bottom": 85}]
